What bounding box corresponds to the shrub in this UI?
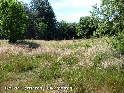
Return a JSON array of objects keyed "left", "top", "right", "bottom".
[
  {"left": 0, "top": 0, "right": 28, "bottom": 43},
  {"left": 76, "top": 16, "right": 98, "bottom": 38},
  {"left": 111, "top": 31, "right": 124, "bottom": 54},
  {"left": 57, "top": 21, "right": 77, "bottom": 40},
  {"left": 91, "top": 0, "right": 124, "bottom": 37}
]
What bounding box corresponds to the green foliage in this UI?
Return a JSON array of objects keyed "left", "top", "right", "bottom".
[
  {"left": 76, "top": 16, "right": 98, "bottom": 38},
  {"left": 57, "top": 21, "right": 77, "bottom": 40},
  {"left": 0, "top": 0, "right": 28, "bottom": 43},
  {"left": 91, "top": 0, "right": 124, "bottom": 37},
  {"left": 22, "top": 3, "right": 37, "bottom": 39},
  {"left": 94, "top": 20, "right": 114, "bottom": 37},
  {"left": 91, "top": 0, "right": 124, "bottom": 55},
  {"left": 37, "top": 22, "right": 48, "bottom": 39},
  {"left": 111, "top": 31, "right": 124, "bottom": 54},
  {"left": 30, "top": 0, "right": 57, "bottom": 40}
]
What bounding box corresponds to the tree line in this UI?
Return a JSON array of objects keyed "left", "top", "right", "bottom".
[{"left": 0, "top": 0, "right": 124, "bottom": 52}]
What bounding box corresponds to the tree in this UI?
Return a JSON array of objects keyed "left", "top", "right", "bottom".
[
  {"left": 57, "top": 21, "right": 77, "bottom": 40},
  {"left": 0, "top": 0, "right": 28, "bottom": 43},
  {"left": 30, "top": 0, "right": 57, "bottom": 40},
  {"left": 22, "top": 2, "right": 37, "bottom": 39},
  {"left": 91, "top": 0, "right": 124, "bottom": 53},
  {"left": 37, "top": 22, "right": 48, "bottom": 39},
  {"left": 76, "top": 16, "right": 98, "bottom": 38},
  {"left": 91, "top": 0, "right": 124, "bottom": 37}
]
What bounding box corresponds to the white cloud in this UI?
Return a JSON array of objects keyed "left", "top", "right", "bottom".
[
  {"left": 52, "top": 2, "right": 68, "bottom": 8},
  {"left": 56, "top": 12, "right": 90, "bottom": 23},
  {"left": 50, "top": 0, "right": 101, "bottom": 22},
  {"left": 51, "top": 0, "right": 100, "bottom": 8},
  {"left": 67, "top": 0, "right": 100, "bottom": 7}
]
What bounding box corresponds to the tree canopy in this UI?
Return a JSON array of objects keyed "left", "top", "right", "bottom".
[
  {"left": 0, "top": 0, "right": 28, "bottom": 43},
  {"left": 30, "top": 0, "right": 57, "bottom": 40}
]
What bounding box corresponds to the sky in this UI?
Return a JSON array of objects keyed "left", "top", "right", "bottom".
[{"left": 18, "top": 0, "right": 101, "bottom": 22}]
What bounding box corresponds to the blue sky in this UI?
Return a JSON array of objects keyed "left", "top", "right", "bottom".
[{"left": 18, "top": 0, "right": 101, "bottom": 22}]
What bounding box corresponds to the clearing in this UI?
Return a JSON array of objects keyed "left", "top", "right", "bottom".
[{"left": 0, "top": 37, "right": 124, "bottom": 93}]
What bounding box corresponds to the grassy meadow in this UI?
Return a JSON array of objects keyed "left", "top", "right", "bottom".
[{"left": 0, "top": 37, "right": 124, "bottom": 93}]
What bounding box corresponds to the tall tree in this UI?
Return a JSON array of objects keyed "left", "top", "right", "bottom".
[
  {"left": 30, "top": 0, "right": 57, "bottom": 40},
  {"left": 22, "top": 3, "right": 37, "bottom": 39}
]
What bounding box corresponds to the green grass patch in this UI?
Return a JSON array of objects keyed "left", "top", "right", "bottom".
[
  {"left": 62, "top": 67, "right": 124, "bottom": 93},
  {"left": 59, "top": 54, "right": 79, "bottom": 66},
  {"left": 39, "top": 61, "right": 62, "bottom": 81},
  {"left": 1, "top": 53, "right": 38, "bottom": 72},
  {"left": 52, "top": 41, "right": 92, "bottom": 50},
  {"left": 93, "top": 52, "right": 110, "bottom": 68}
]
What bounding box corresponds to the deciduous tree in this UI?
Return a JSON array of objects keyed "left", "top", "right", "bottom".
[{"left": 0, "top": 0, "right": 28, "bottom": 43}]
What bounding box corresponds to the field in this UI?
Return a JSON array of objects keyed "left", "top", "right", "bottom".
[{"left": 0, "top": 37, "right": 124, "bottom": 93}]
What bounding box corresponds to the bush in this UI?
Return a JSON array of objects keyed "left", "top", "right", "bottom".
[
  {"left": 0, "top": 0, "right": 28, "bottom": 43},
  {"left": 111, "top": 31, "right": 124, "bottom": 54},
  {"left": 91, "top": 0, "right": 124, "bottom": 37},
  {"left": 76, "top": 16, "right": 98, "bottom": 38},
  {"left": 94, "top": 20, "right": 114, "bottom": 37},
  {"left": 57, "top": 21, "right": 77, "bottom": 40}
]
